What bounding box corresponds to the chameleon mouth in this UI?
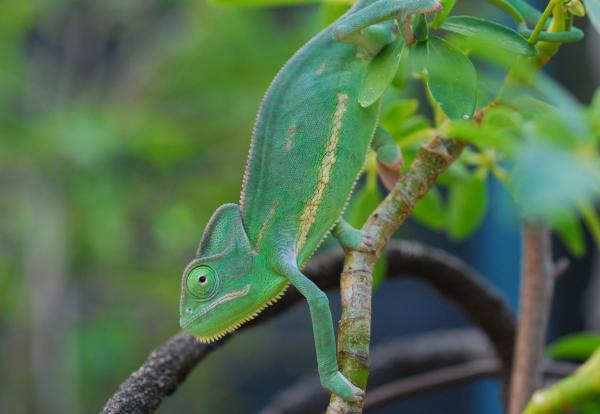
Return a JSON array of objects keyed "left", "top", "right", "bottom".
[
  {"left": 181, "top": 284, "right": 251, "bottom": 330},
  {"left": 193, "top": 282, "right": 290, "bottom": 343}
]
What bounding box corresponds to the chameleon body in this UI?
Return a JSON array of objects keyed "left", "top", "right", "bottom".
[{"left": 180, "top": 0, "right": 441, "bottom": 400}]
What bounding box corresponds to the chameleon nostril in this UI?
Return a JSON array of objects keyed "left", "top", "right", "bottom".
[{"left": 186, "top": 307, "right": 193, "bottom": 314}]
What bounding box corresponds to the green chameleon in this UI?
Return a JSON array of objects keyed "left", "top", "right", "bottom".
[{"left": 179, "top": 0, "right": 442, "bottom": 401}]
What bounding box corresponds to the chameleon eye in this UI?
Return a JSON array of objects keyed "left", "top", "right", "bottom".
[{"left": 186, "top": 265, "right": 219, "bottom": 301}]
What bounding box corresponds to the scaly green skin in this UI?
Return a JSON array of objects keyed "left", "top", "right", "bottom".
[{"left": 179, "top": 0, "right": 441, "bottom": 401}]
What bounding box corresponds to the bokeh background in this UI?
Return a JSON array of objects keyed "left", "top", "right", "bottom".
[{"left": 0, "top": 1, "right": 598, "bottom": 413}]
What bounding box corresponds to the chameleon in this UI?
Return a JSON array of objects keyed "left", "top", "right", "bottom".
[{"left": 179, "top": 0, "right": 442, "bottom": 401}]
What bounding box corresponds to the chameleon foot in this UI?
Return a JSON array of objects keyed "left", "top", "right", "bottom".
[
  {"left": 332, "top": 220, "right": 374, "bottom": 253},
  {"left": 322, "top": 371, "right": 365, "bottom": 402}
]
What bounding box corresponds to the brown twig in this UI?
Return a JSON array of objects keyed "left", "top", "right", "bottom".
[
  {"left": 328, "top": 137, "right": 465, "bottom": 414},
  {"left": 102, "top": 239, "right": 511, "bottom": 414},
  {"left": 508, "top": 223, "right": 554, "bottom": 414}
]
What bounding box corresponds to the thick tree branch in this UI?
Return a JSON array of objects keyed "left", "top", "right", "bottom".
[
  {"left": 328, "top": 137, "right": 465, "bottom": 414},
  {"left": 102, "top": 239, "right": 510, "bottom": 414}
]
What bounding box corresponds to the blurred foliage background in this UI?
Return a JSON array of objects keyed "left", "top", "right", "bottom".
[{"left": 0, "top": 0, "right": 598, "bottom": 413}]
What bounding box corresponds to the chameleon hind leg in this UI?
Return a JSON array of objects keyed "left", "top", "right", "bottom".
[
  {"left": 373, "top": 126, "right": 403, "bottom": 191},
  {"left": 274, "top": 259, "right": 364, "bottom": 402},
  {"left": 332, "top": 219, "right": 366, "bottom": 250},
  {"left": 332, "top": 0, "right": 442, "bottom": 46}
]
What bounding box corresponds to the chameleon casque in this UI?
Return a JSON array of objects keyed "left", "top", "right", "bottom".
[{"left": 179, "top": 0, "right": 442, "bottom": 401}]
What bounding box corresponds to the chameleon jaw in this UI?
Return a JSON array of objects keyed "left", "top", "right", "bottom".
[
  {"left": 194, "top": 282, "right": 290, "bottom": 343},
  {"left": 181, "top": 284, "right": 251, "bottom": 332}
]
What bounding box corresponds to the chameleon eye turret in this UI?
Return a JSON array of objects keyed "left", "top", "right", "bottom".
[{"left": 185, "top": 264, "right": 219, "bottom": 301}]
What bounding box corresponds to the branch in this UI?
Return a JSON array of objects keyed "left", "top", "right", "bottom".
[
  {"left": 260, "top": 329, "right": 579, "bottom": 414},
  {"left": 328, "top": 137, "right": 465, "bottom": 413},
  {"left": 509, "top": 223, "right": 554, "bottom": 414},
  {"left": 365, "top": 359, "right": 576, "bottom": 412},
  {"left": 102, "top": 239, "right": 510, "bottom": 414}
]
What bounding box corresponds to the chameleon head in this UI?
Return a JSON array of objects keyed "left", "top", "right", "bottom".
[{"left": 179, "top": 203, "right": 288, "bottom": 343}]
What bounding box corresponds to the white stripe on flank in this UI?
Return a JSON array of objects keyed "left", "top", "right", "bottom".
[{"left": 296, "top": 93, "right": 348, "bottom": 255}]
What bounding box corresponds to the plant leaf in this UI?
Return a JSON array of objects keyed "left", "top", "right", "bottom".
[
  {"left": 441, "top": 16, "right": 537, "bottom": 56},
  {"left": 551, "top": 208, "right": 586, "bottom": 257},
  {"left": 412, "top": 187, "right": 447, "bottom": 230},
  {"left": 548, "top": 333, "right": 600, "bottom": 360},
  {"left": 445, "top": 121, "right": 519, "bottom": 154},
  {"left": 319, "top": 2, "right": 351, "bottom": 28},
  {"left": 359, "top": 39, "right": 405, "bottom": 107},
  {"left": 346, "top": 181, "right": 383, "bottom": 227},
  {"left": 580, "top": 199, "right": 600, "bottom": 247},
  {"left": 426, "top": 36, "right": 477, "bottom": 121},
  {"left": 584, "top": 0, "right": 600, "bottom": 34},
  {"left": 448, "top": 173, "right": 488, "bottom": 239},
  {"left": 510, "top": 143, "right": 600, "bottom": 219},
  {"left": 372, "top": 254, "right": 388, "bottom": 290},
  {"left": 432, "top": 0, "right": 457, "bottom": 28}
]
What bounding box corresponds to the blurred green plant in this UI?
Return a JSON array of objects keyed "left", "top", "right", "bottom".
[
  {"left": 0, "top": 1, "right": 313, "bottom": 412},
  {"left": 2, "top": 0, "right": 600, "bottom": 412}
]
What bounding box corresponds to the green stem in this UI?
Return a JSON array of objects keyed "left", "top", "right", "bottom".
[
  {"left": 524, "top": 348, "right": 600, "bottom": 414},
  {"left": 528, "top": 0, "right": 557, "bottom": 44}
]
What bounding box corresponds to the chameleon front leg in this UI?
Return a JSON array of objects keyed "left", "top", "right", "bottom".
[
  {"left": 332, "top": 0, "right": 442, "bottom": 46},
  {"left": 275, "top": 259, "right": 364, "bottom": 402},
  {"left": 373, "top": 126, "right": 403, "bottom": 191}
]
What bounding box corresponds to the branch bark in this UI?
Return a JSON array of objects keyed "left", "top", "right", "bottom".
[
  {"left": 260, "top": 329, "right": 578, "bottom": 414},
  {"left": 102, "top": 239, "right": 511, "bottom": 414},
  {"left": 328, "top": 137, "right": 464, "bottom": 414},
  {"left": 509, "top": 223, "right": 554, "bottom": 414}
]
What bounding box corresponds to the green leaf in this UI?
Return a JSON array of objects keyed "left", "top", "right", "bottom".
[
  {"left": 359, "top": 39, "right": 405, "bottom": 107},
  {"left": 413, "top": 14, "right": 429, "bottom": 42},
  {"left": 484, "top": 105, "right": 524, "bottom": 131},
  {"left": 426, "top": 36, "right": 477, "bottom": 121},
  {"left": 551, "top": 208, "right": 586, "bottom": 257},
  {"left": 584, "top": 0, "right": 600, "bottom": 34},
  {"left": 510, "top": 143, "right": 600, "bottom": 219},
  {"left": 445, "top": 121, "right": 519, "bottom": 154},
  {"left": 432, "top": 0, "right": 457, "bottom": 29},
  {"left": 409, "top": 41, "right": 429, "bottom": 77},
  {"left": 381, "top": 99, "right": 419, "bottom": 127},
  {"left": 391, "top": 45, "right": 411, "bottom": 88},
  {"left": 438, "top": 162, "right": 470, "bottom": 186},
  {"left": 319, "top": 2, "right": 351, "bottom": 28},
  {"left": 578, "top": 400, "right": 600, "bottom": 414},
  {"left": 548, "top": 333, "right": 600, "bottom": 360},
  {"left": 580, "top": 200, "right": 600, "bottom": 248},
  {"left": 448, "top": 173, "right": 488, "bottom": 239},
  {"left": 372, "top": 254, "right": 388, "bottom": 290},
  {"left": 412, "top": 187, "right": 447, "bottom": 230},
  {"left": 346, "top": 181, "right": 383, "bottom": 227},
  {"left": 441, "top": 16, "right": 537, "bottom": 56}
]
